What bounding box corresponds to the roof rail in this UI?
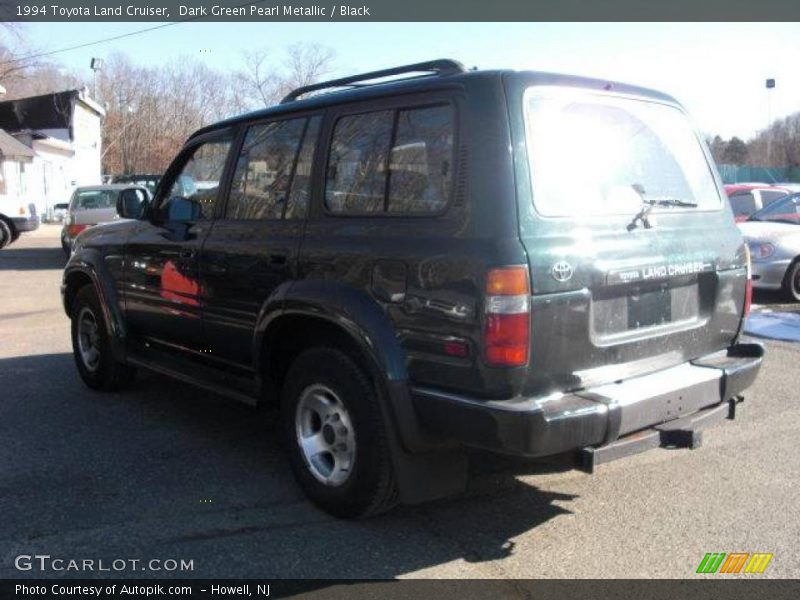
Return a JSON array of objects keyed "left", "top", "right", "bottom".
[{"left": 280, "top": 59, "right": 466, "bottom": 103}]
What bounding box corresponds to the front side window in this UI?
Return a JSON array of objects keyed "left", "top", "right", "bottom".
[
  {"left": 228, "top": 118, "right": 308, "bottom": 220},
  {"left": 326, "top": 104, "right": 455, "bottom": 214},
  {"left": 524, "top": 88, "right": 722, "bottom": 217},
  {"left": 751, "top": 194, "right": 800, "bottom": 224},
  {"left": 161, "top": 136, "right": 233, "bottom": 221},
  {"left": 759, "top": 190, "right": 788, "bottom": 206}
]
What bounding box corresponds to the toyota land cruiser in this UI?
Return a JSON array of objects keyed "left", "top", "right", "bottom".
[{"left": 62, "top": 60, "right": 763, "bottom": 517}]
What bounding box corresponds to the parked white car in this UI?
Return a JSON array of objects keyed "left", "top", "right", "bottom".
[
  {"left": 0, "top": 198, "right": 39, "bottom": 250},
  {"left": 738, "top": 193, "right": 800, "bottom": 301}
]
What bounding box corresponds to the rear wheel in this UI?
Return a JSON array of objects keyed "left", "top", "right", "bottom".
[
  {"left": 782, "top": 259, "right": 800, "bottom": 302},
  {"left": 281, "top": 347, "right": 398, "bottom": 518},
  {"left": 70, "top": 285, "right": 137, "bottom": 391}
]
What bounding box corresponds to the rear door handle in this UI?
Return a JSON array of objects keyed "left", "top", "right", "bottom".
[
  {"left": 180, "top": 248, "right": 196, "bottom": 259},
  {"left": 269, "top": 254, "right": 287, "bottom": 265}
]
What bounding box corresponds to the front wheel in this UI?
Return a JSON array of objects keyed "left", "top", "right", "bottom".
[
  {"left": 782, "top": 259, "right": 800, "bottom": 302},
  {"left": 70, "top": 285, "right": 137, "bottom": 391},
  {"left": 0, "top": 220, "right": 11, "bottom": 250},
  {"left": 281, "top": 347, "right": 398, "bottom": 518}
]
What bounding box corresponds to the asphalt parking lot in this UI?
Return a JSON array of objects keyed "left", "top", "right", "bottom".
[{"left": 1, "top": 225, "right": 798, "bottom": 579}]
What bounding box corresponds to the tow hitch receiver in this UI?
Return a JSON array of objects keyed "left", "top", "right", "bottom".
[{"left": 579, "top": 396, "right": 743, "bottom": 474}]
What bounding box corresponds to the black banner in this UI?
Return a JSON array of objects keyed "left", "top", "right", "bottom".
[
  {"left": 3, "top": 0, "right": 800, "bottom": 22},
  {"left": 3, "top": 580, "right": 800, "bottom": 600}
]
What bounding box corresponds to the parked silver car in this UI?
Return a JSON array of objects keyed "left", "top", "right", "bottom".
[
  {"left": 738, "top": 192, "right": 800, "bottom": 301},
  {"left": 62, "top": 185, "right": 149, "bottom": 256}
]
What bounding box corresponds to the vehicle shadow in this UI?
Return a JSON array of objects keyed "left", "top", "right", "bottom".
[
  {"left": 0, "top": 352, "right": 578, "bottom": 580},
  {"left": 0, "top": 245, "right": 66, "bottom": 271}
]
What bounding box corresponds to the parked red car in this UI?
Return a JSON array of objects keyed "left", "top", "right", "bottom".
[{"left": 724, "top": 184, "right": 791, "bottom": 222}]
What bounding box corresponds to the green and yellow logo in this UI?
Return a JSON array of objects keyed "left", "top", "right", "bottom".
[{"left": 696, "top": 552, "right": 773, "bottom": 574}]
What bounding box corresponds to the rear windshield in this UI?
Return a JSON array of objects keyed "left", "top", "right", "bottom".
[
  {"left": 72, "top": 190, "right": 118, "bottom": 210},
  {"left": 524, "top": 88, "right": 722, "bottom": 217}
]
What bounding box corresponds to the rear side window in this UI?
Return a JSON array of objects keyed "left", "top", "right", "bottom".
[
  {"left": 326, "top": 111, "right": 394, "bottom": 213},
  {"left": 729, "top": 193, "right": 756, "bottom": 217},
  {"left": 326, "top": 104, "right": 454, "bottom": 214},
  {"left": 228, "top": 118, "right": 308, "bottom": 220}
]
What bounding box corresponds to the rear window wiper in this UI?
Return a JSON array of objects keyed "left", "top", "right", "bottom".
[
  {"left": 643, "top": 198, "right": 698, "bottom": 208},
  {"left": 627, "top": 185, "right": 698, "bottom": 231}
]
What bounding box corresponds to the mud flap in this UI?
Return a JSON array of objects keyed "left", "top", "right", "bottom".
[{"left": 385, "top": 419, "right": 469, "bottom": 504}]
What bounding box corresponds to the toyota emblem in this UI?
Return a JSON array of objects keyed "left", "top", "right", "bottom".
[{"left": 551, "top": 261, "right": 574, "bottom": 282}]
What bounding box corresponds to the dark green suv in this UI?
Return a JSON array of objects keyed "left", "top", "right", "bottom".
[{"left": 61, "top": 60, "right": 763, "bottom": 517}]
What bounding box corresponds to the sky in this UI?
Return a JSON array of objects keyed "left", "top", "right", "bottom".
[{"left": 22, "top": 21, "right": 800, "bottom": 139}]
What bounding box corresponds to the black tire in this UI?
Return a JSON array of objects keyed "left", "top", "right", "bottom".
[
  {"left": 0, "top": 220, "right": 11, "bottom": 250},
  {"left": 70, "top": 285, "right": 137, "bottom": 391},
  {"left": 782, "top": 259, "right": 800, "bottom": 302},
  {"left": 281, "top": 347, "right": 398, "bottom": 518},
  {"left": 61, "top": 231, "right": 71, "bottom": 257}
]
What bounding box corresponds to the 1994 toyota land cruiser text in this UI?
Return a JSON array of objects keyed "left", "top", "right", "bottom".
[{"left": 61, "top": 60, "right": 763, "bottom": 517}]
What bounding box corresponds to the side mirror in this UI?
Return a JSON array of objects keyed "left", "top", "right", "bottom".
[
  {"left": 117, "top": 188, "right": 147, "bottom": 220},
  {"left": 163, "top": 196, "right": 202, "bottom": 221}
]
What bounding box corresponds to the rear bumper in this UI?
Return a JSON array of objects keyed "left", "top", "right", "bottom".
[
  {"left": 411, "top": 343, "right": 764, "bottom": 458},
  {"left": 11, "top": 215, "right": 39, "bottom": 232}
]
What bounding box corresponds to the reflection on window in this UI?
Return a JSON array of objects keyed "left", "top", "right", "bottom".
[
  {"left": 326, "top": 106, "right": 454, "bottom": 215},
  {"left": 167, "top": 138, "right": 232, "bottom": 220},
  {"left": 326, "top": 111, "right": 393, "bottom": 213},
  {"left": 753, "top": 195, "right": 800, "bottom": 223},
  {"left": 525, "top": 91, "right": 721, "bottom": 217},
  {"left": 228, "top": 118, "right": 307, "bottom": 220},
  {"left": 285, "top": 116, "right": 321, "bottom": 220},
  {"left": 388, "top": 106, "right": 453, "bottom": 213}
]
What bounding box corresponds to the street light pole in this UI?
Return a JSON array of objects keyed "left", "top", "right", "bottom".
[
  {"left": 90, "top": 58, "right": 104, "bottom": 99},
  {"left": 766, "top": 78, "right": 775, "bottom": 166}
]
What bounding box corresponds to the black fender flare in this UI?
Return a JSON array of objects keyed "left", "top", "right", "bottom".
[
  {"left": 253, "top": 280, "right": 439, "bottom": 454},
  {"left": 62, "top": 249, "right": 127, "bottom": 361}
]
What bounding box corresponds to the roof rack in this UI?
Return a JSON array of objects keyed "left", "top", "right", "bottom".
[{"left": 280, "top": 59, "right": 466, "bottom": 104}]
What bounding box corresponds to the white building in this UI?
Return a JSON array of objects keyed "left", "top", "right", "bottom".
[{"left": 0, "top": 89, "right": 104, "bottom": 218}]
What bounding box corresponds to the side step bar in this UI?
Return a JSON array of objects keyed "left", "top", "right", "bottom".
[{"left": 578, "top": 396, "right": 743, "bottom": 474}]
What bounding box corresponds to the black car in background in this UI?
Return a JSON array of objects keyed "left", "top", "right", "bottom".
[
  {"left": 111, "top": 174, "right": 161, "bottom": 196},
  {"left": 61, "top": 60, "right": 763, "bottom": 517}
]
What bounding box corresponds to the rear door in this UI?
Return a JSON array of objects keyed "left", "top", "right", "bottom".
[
  {"left": 512, "top": 84, "right": 747, "bottom": 396},
  {"left": 199, "top": 114, "right": 322, "bottom": 368},
  {"left": 123, "top": 130, "right": 235, "bottom": 352}
]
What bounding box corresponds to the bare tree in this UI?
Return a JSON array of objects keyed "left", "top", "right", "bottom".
[
  {"left": 236, "top": 42, "right": 336, "bottom": 109},
  {"left": 284, "top": 42, "right": 335, "bottom": 90}
]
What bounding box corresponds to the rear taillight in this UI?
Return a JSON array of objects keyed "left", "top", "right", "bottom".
[
  {"left": 67, "top": 224, "right": 88, "bottom": 237},
  {"left": 743, "top": 244, "right": 752, "bottom": 317},
  {"left": 484, "top": 266, "right": 530, "bottom": 367}
]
